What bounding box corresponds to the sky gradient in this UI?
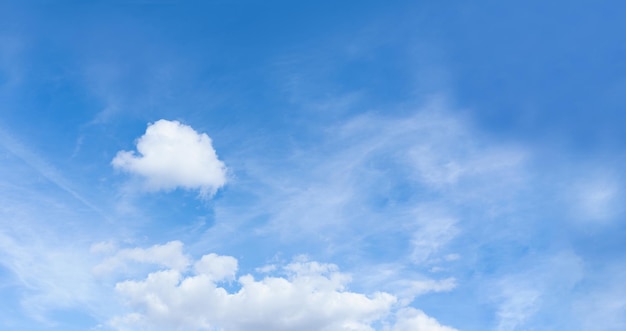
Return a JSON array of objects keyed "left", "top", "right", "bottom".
[{"left": 0, "top": 1, "right": 625, "bottom": 330}]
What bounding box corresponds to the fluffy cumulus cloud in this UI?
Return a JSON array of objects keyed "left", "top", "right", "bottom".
[
  {"left": 110, "top": 258, "right": 394, "bottom": 331},
  {"left": 105, "top": 243, "right": 458, "bottom": 331},
  {"left": 112, "top": 119, "right": 227, "bottom": 196}
]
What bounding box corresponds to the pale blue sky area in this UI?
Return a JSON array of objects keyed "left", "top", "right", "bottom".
[{"left": 0, "top": 1, "right": 625, "bottom": 331}]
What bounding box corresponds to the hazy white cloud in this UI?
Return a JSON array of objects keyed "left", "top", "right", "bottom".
[
  {"left": 575, "top": 266, "right": 626, "bottom": 331},
  {"left": 410, "top": 207, "right": 459, "bottom": 265},
  {"left": 0, "top": 126, "right": 105, "bottom": 215},
  {"left": 569, "top": 172, "right": 623, "bottom": 223},
  {"left": 396, "top": 278, "right": 457, "bottom": 305},
  {"left": 0, "top": 146, "right": 116, "bottom": 323},
  {"left": 203, "top": 102, "right": 530, "bottom": 309},
  {"left": 93, "top": 241, "right": 190, "bottom": 275},
  {"left": 491, "top": 252, "right": 584, "bottom": 331},
  {"left": 110, "top": 254, "right": 397, "bottom": 331},
  {"left": 255, "top": 264, "right": 278, "bottom": 273},
  {"left": 112, "top": 119, "right": 227, "bottom": 197},
  {"left": 495, "top": 287, "right": 541, "bottom": 331},
  {"left": 387, "top": 308, "right": 458, "bottom": 331},
  {"left": 0, "top": 230, "right": 99, "bottom": 317},
  {"left": 230, "top": 103, "right": 526, "bottom": 254},
  {"left": 352, "top": 262, "right": 458, "bottom": 309}
]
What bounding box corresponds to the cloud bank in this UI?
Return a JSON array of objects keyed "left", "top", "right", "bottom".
[
  {"left": 104, "top": 243, "right": 458, "bottom": 331},
  {"left": 110, "top": 258, "right": 395, "bottom": 331},
  {"left": 112, "top": 120, "right": 227, "bottom": 196}
]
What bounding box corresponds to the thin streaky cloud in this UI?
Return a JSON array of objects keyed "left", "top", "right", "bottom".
[{"left": 0, "top": 125, "right": 106, "bottom": 218}]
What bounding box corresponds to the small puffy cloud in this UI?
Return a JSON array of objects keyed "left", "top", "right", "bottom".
[{"left": 112, "top": 119, "right": 227, "bottom": 196}]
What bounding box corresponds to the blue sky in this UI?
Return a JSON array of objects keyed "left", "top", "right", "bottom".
[{"left": 0, "top": 1, "right": 625, "bottom": 330}]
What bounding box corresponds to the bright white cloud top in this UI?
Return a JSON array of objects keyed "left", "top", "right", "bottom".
[
  {"left": 112, "top": 120, "right": 227, "bottom": 196},
  {"left": 102, "top": 242, "right": 455, "bottom": 331}
]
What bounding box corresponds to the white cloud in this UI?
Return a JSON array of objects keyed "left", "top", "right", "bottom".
[
  {"left": 193, "top": 253, "right": 238, "bottom": 282},
  {"left": 112, "top": 119, "right": 227, "bottom": 197},
  {"left": 105, "top": 242, "right": 462, "bottom": 331},
  {"left": 93, "top": 241, "right": 190, "bottom": 275},
  {"left": 110, "top": 254, "right": 397, "bottom": 331},
  {"left": 387, "top": 308, "right": 458, "bottom": 331}
]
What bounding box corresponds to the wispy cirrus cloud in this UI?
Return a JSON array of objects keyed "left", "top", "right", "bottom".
[
  {"left": 190, "top": 99, "right": 531, "bottom": 331},
  {"left": 211, "top": 99, "right": 529, "bottom": 267},
  {"left": 488, "top": 251, "right": 584, "bottom": 331},
  {"left": 0, "top": 125, "right": 106, "bottom": 217},
  {"left": 0, "top": 129, "right": 106, "bottom": 320},
  {"left": 568, "top": 170, "right": 623, "bottom": 224},
  {"left": 0, "top": 188, "right": 108, "bottom": 325},
  {"left": 574, "top": 264, "right": 626, "bottom": 331},
  {"left": 93, "top": 241, "right": 190, "bottom": 276}
]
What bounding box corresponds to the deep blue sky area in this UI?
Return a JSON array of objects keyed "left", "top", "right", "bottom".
[
  {"left": 3, "top": 1, "right": 624, "bottom": 151},
  {"left": 0, "top": 1, "right": 624, "bottom": 331}
]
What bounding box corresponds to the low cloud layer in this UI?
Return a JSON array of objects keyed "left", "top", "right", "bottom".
[
  {"left": 104, "top": 243, "right": 457, "bottom": 331},
  {"left": 110, "top": 259, "right": 394, "bottom": 331},
  {"left": 112, "top": 120, "right": 227, "bottom": 196}
]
